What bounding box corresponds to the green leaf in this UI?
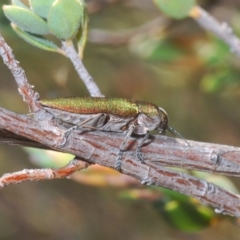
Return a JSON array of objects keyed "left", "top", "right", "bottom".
[
  {"left": 196, "top": 37, "right": 230, "bottom": 65},
  {"left": 3, "top": 5, "right": 49, "bottom": 35},
  {"left": 148, "top": 41, "right": 184, "bottom": 62},
  {"left": 11, "top": 23, "right": 62, "bottom": 53},
  {"left": 200, "top": 69, "right": 240, "bottom": 93},
  {"left": 154, "top": 0, "right": 196, "bottom": 19},
  {"left": 154, "top": 188, "right": 215, "bottom": 232},
  {"left": 47, "top": 0, "right": 84, "bottom": 40},
  {"left": 29, "top": 0, "right": 55, "bottom": 18},
  {"left": 11, "top": 0, "right": 29, "bottom": 9}
]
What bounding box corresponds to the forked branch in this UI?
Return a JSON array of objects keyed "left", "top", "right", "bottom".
[
  {"left": 0, "top": 107, "right": 240, "bottom": 217},
  {"left": 0, "top": 10, "right": 240, "bottom": 217}
]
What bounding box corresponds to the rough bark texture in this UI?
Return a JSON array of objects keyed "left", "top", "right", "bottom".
[{"left": 1, "top": 107, "right": 240, "bottom": 217}]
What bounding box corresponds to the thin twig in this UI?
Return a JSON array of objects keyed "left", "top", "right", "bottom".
[
  {"left": 61, "top": 40, "right": 104, "bottom": 97},
  {"left": 0, "top": 108, "right": 240, "bottom": 217},
  {"left": 0, "top": 36, "right": 41, "bottom": 112},
  {"left": 190, "top": 6, "right": 240, "bottom": 55},
  {"left": 0, "top": 158, "right": 90, "bottom": 188}
]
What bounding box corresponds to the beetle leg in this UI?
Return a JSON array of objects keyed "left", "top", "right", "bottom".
[
  {"left": 136, "top": 131, "right": 149, "bottom": 164},
  {"left": 61, "top": 115, "right": 104, "bottom": 147},
  {"left": 116, "top": 124, "right": 135, "bottom": 171},
  {"left": 64, "top": 114, "right": 104, "bottom": 136}
]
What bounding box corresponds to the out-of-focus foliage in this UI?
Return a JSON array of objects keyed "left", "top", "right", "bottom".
[
  {"left": 121, "top": 187, "right": 216, "bottom": 232},
  {"left": 154, "top": 0, "right": 196, "bottom": 19},
  {"left": 23, "top": 147, "right": 74, "bottom": 168},
  {"left": 154, "top": 189, "right": 215, "bottom": 232}
]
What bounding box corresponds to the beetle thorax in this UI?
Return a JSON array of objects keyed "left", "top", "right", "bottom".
[{"left": 134, "top": 102, "right": 167, "bottom": 134}]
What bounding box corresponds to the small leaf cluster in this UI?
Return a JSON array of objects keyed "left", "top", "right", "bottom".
[{"left": 3, "top": 0, "right": 88, "bottom": 55}]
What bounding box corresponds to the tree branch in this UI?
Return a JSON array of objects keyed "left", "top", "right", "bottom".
[
  {"left": 61, "top": 40, "right": 104, "bottom": 97},
  {"left": 0, "top": 107, "right": 240, "bottom": 217},
  {"left": 0, "top": 158, "right": 89, "bottom": 188},
  {"left": 0, "top": 36, "right": 40, "bottom": 112},
  {"left": 0, "top": 14, "right": 240, "bottom": 218},
  {"left": 190, "top": 6, "right": 240, "bottom": 55}
]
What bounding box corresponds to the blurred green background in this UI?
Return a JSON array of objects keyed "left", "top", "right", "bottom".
[{"left": 1, "top": 0, "right": 240, "bottom": 239}]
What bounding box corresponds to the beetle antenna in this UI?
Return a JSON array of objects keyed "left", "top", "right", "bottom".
[{"left": 167, "top": 126, "right": 190, "bottom": 147}]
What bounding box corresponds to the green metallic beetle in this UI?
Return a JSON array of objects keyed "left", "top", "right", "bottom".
[{"left": 40, "top": 97, "right": 182, "bottom": 170}]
